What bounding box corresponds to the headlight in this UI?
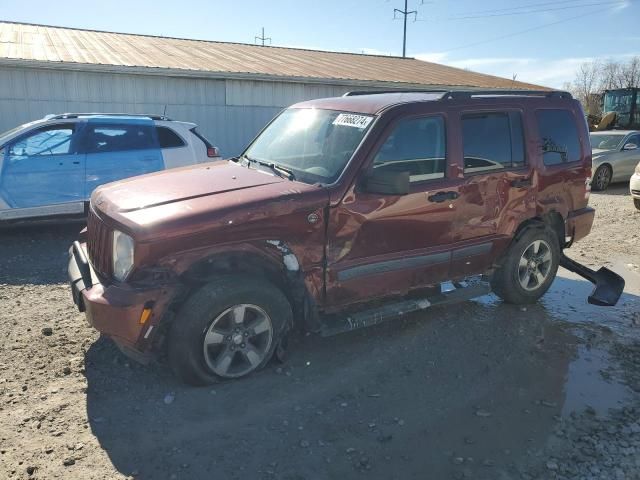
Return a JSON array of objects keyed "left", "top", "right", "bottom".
[{"left": 112, "top": 230, "right": 134, "bottom": 281}]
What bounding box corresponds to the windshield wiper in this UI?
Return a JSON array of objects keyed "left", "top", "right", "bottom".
[
  {"left": 242, "top": 155, "right": 295, "bottom": 181},
  {"left": 270, "top": 163, "right": 296, "bottom": 181}
]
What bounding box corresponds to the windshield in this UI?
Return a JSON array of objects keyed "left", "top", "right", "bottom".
[
  {"left": 590, "top": 133, "right": 625, "bottom": 151},
  {"left": 0, "top": 123, "right": 33, "bottom": 147},
  {"left": 603, "top": 91, "right": 633, "bottom": 114},
  {"left": 242, "top": 108, "right": 374, "bottom": 184}
]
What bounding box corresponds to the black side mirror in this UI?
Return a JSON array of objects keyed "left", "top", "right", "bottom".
[{"left": 362, "top": 169, "right": 410, "bottom": 195}]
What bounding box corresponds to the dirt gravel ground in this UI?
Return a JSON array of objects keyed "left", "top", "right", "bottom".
[{"left": 1, "top": 185, "right": 640, "bottom": 480}]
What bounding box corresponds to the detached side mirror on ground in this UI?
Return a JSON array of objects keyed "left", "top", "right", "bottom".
[
  {"left": 623, "top": 143, "right": 638, "bottom": 150},
  {"left": 361, "top": 169, "right": 410, "bottom": 195}
]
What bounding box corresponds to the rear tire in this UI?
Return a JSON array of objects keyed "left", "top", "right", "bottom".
[
  {"left": 592, "top": 165, "right": 612, "bottom": 191},
  {"left": 491, "top": 226, "right": 560, "bottom": 305},
  {"left": 634, "top": 198, "right": 640, "bottom": 210},
  {"left": 168, "top": 275, "right": 292, "bottom": 386}
]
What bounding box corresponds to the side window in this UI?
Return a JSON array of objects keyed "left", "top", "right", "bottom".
[
  {"left": 625, "top": 135, "right": 640, "bottom": 148},
  {"left": 83, "top": 124, "right": 156, "bottom": 154},
  {"left": 536, "top": 109, "right": 581, "bottom": 166},
  {"left": 9, "top": 125, "right": 75, "bottom": 157},
  {"left": 157, "top": 127, "right": 185, "bottom": 148},
  {"left": 373, "top": 116, "right": 446, "bottom": 182},
  {"left": 462, "top": 112, "right": 525, "bottom": 173}
]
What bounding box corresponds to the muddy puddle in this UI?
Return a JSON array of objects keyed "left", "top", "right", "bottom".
[{"left": 561, "top": 347, "right": 633, "bottom": 416}]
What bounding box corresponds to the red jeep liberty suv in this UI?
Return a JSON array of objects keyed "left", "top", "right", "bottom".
[{"left": 68, "top": 90, "right": 624, "bottom": 385}]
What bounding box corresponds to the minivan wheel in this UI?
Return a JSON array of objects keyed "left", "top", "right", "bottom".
[
  {"left": 592, "top": 165, "right": 612, "bottom": 191},
  {"left": 168, "top": 276, "right": 292, "bottom": 385},
  {"left": 634, "top": 198, "right": 640, "bottom": 210},
  {"left": 491, "top": 226, "right": 560, "bottom": 305}
]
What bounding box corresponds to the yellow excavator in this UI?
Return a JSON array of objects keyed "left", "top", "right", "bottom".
[{"left": 590, "top": 88, "right": 640, "bottom": 131}]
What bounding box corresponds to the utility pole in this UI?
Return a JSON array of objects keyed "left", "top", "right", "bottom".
[
  {"left": 255, "top": 27, "right": 271, "bottom": 46},
  {"left": 394, "top": 0, "right": 417, "bottom": 58}
]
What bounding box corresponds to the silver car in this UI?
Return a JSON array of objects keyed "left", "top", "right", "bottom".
[{"left": 590, "top": 130, "right": 640, "bottom": 191}]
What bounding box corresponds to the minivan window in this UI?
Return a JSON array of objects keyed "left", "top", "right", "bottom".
[
  {"left": 373, "top": 116, "right": 446, "bottom": 182},
  {"left": 157, "top": 127, "right": 185, "bottom": 148},
  {"left": 83, "top": 124, "right": 157, "bottom": 153},
  {"left": 9, "top": 126, "right": 75, "bottom": 157},
  {"left": 536, "top": 109, "right": 581, "bottom": 165},
  {"left": 462, "top": 112, "right": 525, "bottom": 173}
]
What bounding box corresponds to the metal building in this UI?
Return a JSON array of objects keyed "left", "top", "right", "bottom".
[{"left": 0, "top": 22, "right": 542, "bottom": 156}]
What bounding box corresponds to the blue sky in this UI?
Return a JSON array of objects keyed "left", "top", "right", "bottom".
[{"left": 2, "top": 0, "right": 636, "bottom": 87}]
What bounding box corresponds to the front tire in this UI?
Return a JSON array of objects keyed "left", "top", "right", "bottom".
[
  {"left": 592, "top": 165, "right": 612, "bottom": 191},
  {"left": 491, "top": 226, "right": 560, "bottom": 305},
  {"left": 168, "top": 276, "right": 292, "bottom": 385},
  {"left": 634, "top": 198, "right": 640, "bottom": 210}
]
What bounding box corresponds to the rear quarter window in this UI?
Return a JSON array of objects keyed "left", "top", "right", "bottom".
[
  {"left": 536, "top": 109, "right": 581, "bottom": 166},
  {"left": 157, "top": 126, "right": 185, "bottom": 148},
  {"left": 462, "top": 112, "right": 525, "bottom": 173},
  {"left": 84, "top": 124, "right": 156, "bottom": 153}
]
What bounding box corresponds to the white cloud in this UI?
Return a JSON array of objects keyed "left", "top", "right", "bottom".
[
  {"left": 612, "top": 0, "right": 631, "bottom": 13},
  {"left": 413, "top": 52, "right": 638, "bottom": 88},
  {"left": 414, "top": 52, "right": 448, "bottom": 63}
]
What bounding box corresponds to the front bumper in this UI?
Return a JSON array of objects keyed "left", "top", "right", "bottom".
[
  {"left": 566, "top": 207, "right": 595, "bottom": 245},
  {"left": 68, "top": 241, "right": 176, "bottom": 363},
  {"left": 630, "top": 173, "right": 640, "bottom": 199}
]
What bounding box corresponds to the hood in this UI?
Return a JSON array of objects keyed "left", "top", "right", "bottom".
[
  {"left": 591, "top": 148, "right": 612, "bottom": 156},
  {"left": 92, "top": 161, "right": 282, "bottom": 214},
  {"left": 92, "top": 160, "right": 327, "bottom": 241}
]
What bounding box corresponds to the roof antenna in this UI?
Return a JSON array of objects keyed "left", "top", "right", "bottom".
[{"left": 163, "top": 104, "right": 167, "bottom": 118}]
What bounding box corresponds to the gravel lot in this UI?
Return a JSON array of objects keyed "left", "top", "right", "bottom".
[{"left": 1, "top": 185, "right": 639, "bottom": 480}]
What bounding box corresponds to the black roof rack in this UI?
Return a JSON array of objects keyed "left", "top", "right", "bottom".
[
  {"left": 343, "top": 89, "right": 446, "bottom": 97},
  {"left": 47, "top": 113, "right": 173, "bottom": 121},
  {"left": 343, "top": 89, "right": 573, "bottom": 100},
  {"left": 443, "top": 89, "right": 572, "bottom": 99}
]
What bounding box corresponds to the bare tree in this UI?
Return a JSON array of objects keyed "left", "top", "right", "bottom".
[
  {"left": 569, "top": 57, "right": 640, "bottom": 115},
  {"left": 573, "top": 61, "right": 600, "bottom": 114},
  {"left": 620, "top": 56, "right": 640, "bottom": 88},
  {"left": 599, "top": 59, "right": 623, "bottom": 90}
]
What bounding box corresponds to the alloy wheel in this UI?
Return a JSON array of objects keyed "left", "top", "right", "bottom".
[
  {"left": 595, "top": 166, "right": 611, "bottom": 190},
  {"left": 202, "top": 304, "right": 274, "bottom": 378},
  {"left": 518, "top": 240, "right": 553, "bottom": 291}
]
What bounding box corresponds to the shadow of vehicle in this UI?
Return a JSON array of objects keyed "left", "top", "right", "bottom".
[
  {"left": 0, "top": 223, "right": 83, "bottom": 285},
  {"left": 84, "top": 276, "right": 639, "bottom": 480},
  {"left": 591, "top": 184, "right": 631, "bottom": 196}
]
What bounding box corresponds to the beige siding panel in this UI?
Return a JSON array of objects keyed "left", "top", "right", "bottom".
[{"left": 0, "top": 66, "right": 280, "bottom": 154}]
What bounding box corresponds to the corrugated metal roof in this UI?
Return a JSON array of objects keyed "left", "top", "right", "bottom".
[{"left": 0, "top": 21, "right": 544, "bottom": 89}]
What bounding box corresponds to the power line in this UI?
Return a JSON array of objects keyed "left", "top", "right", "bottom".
[
  {"left": 442, "top": 4, "right": 619, "bottom": 53},
  {"left": 454, "top": 0, "right": 618, "bottom": 15},
  {"left": 447, "top": 0, "right": 628, "bottom": 20},
  {"left": 255, "top": 27, "right": 271, "bottom": 46}
]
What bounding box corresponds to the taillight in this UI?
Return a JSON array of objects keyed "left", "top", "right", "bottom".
[{"left": 207, "top": 146, "right": 219, "bottom": 158}]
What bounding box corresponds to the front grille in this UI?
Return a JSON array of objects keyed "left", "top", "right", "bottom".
[
  {"left": 632, "top": 189, "right": 640, "bottom": 195},
  {"left": 87, "top": 209, "right": 112, "bottom": 278}
]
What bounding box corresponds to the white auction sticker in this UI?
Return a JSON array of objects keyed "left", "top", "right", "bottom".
[{"left": 332, "top": 113, "right": 373, "bottom": 129}]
